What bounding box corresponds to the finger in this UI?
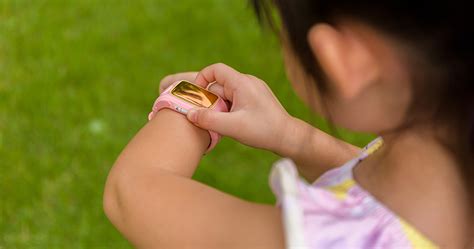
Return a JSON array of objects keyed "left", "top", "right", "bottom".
[
  {"left": 187, "top": 108, "right": 240, "bottom": 137},
  {"left": 206, "top": 83, "right": 226, "bottom": 100},
  {"left": 194, "top": 63, "right": 245, "bottom": 100},
  {"left": 207, "top": 84, "right": 232, "bottom": 109},
  {"left": 160, "top": 72, "right": 198, "bottom": 93}
]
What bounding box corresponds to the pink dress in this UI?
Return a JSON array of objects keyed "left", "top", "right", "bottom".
[{"left": 270, "top": 137, "right": 438, "bottom": 249}]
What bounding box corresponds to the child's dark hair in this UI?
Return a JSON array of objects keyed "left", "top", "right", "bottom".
[{"left": 251, "top": 0, "right": 473, "bottom": 199}]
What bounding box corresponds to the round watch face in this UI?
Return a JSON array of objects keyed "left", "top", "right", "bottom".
[{"left": 171, "top": 81, "right": 218, "bottom": 108}]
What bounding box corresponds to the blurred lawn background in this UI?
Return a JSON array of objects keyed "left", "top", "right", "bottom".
[{"left": 0, "top": 0, "right": 373, "bottom": 248}]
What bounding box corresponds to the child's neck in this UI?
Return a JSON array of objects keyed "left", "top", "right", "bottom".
[{"left": 353, "top": 127, "right": 472, "bottom": 247}]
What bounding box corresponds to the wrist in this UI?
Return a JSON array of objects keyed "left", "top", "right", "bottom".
[
  {"left": 273, "top": 116, "right": 308, "bottom": 159},
  {"left": 150, "top": 80, "right": 228, "bottom": 153},
  {"left": 150, "top": 109, "right": 210, "bottom": 153}
]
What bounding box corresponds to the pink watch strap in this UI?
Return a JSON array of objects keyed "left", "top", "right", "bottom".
[{"left": 148, "top": 81, "right": 228, "bottom": 153}]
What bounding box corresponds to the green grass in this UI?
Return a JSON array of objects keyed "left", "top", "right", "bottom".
[{"left": 0, "top": 0, "right": 373, "bottom": 248}]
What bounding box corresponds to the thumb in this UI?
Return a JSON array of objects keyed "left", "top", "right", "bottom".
[{"left": 186, "top": 108, "right": 236, "bottom": 136}]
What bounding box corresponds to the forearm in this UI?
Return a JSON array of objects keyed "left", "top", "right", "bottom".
[
  {"left": 111, "top": 109, "right": 209, "bottom": 177},
  {"left": 103, "top": 109, "right": 209, "bottom": 246},
  {"left": 276, "top": 117, "right": 360, "bottom": 182}
]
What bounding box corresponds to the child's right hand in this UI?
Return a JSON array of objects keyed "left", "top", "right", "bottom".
[{"left": 160, "top": 63, "right": 295, "bottom": 154}]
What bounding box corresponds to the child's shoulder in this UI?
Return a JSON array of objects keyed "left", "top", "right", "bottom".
[{"left": 269, "top": 137, "right": 438, "bottom": 249}]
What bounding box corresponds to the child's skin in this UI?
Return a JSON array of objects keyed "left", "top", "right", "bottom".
[{"left": 104, "top": 20, "right": 472, "bottom": 248}]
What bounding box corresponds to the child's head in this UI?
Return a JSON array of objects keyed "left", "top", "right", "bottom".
[{"left": 252, "top": 0, "right": 473, "bottom": 183}]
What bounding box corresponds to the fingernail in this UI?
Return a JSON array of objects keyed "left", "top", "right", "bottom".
[{"left": 187, "top": 109, "right": 197, "bottom": 123}]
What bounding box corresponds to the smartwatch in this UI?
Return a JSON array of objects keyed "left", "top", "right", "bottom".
[{"left": 148, "top": 80, "right": 229, "bottom": 153}]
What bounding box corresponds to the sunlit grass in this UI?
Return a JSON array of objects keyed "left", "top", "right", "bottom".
[{"left": 0, "top": 0, "right": 373, "bottom": 248}]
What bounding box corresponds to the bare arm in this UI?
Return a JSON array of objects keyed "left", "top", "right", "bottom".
[
  {"left": 275, "top": 117, "right": 361, "bottom": 182},
  {"left": 157, "top": 67, "right": 361, "bottom": 183},
  {"left": 103, "top": 109, "right": 284, "bottom": 249}
]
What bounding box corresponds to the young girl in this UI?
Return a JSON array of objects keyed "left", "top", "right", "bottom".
[{"left": 103, "top": 1, "right": 473, "bottom": 248}]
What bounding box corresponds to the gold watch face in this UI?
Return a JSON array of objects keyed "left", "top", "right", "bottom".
[{"left": 171, "top": 80, "right": 218, "bottom": 108}]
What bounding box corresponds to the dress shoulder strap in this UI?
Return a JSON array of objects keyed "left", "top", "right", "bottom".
[{"left": 313, "top": 137, "right": 383, "bottom": 187}]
